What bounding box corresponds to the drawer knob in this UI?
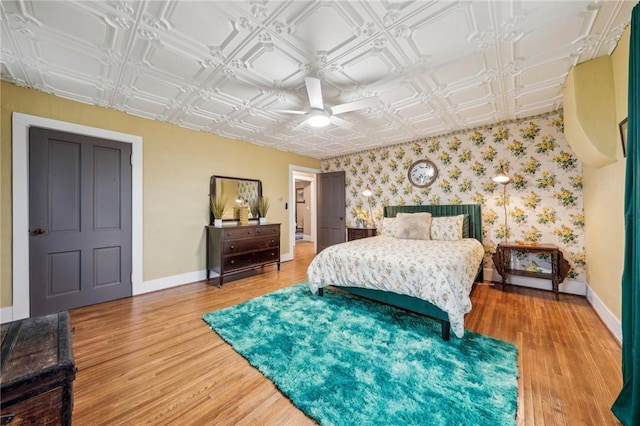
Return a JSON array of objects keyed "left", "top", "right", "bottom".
[
  {"left": 230, "top": 260, "right": 235, "bottom": 264},
  {"left": 230, "top": 245, "right": 235, "bottom": 250}
]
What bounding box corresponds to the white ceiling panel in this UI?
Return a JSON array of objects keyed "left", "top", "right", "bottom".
[
  {"left": 0, "top": 0, "right": 636, "bottom": 159},
  {"left": 145, "top": 45, "right": 204, "bottom": 80}
]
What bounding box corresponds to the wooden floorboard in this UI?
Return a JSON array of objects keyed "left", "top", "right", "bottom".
[{"left": 70, "top": 241, "right": 622, "bottom": 425}]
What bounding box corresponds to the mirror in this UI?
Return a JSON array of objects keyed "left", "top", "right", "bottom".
[{"left": 209, "top": 175, "right": 262, "bottom": 222}]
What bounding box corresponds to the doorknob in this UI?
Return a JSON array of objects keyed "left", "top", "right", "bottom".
[{"left": 32, "top": 228, "right": 46, "bottom": 235}]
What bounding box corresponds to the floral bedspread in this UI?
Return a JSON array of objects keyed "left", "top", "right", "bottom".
[{"left": 306, "top": 235, "right": 485, "bottom": 337}]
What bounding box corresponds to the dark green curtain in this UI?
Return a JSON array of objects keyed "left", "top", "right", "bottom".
[{"left": 612, "top": 4, "right": 640, "bottom": 425}]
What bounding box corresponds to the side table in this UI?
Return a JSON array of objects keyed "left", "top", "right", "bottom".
[
  {"left": 347, "top": 227, "right": 377, "bottom": 241},
  {"left": 492, "top": 242, "right": 570, "bottom": 300}
]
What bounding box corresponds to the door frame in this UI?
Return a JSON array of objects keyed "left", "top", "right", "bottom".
[
  {"left": 11, "top": 112, "right": 143, "bottom": 321},
  {"left": 289, "top": 165, "right": 320, "bottom": 258}
]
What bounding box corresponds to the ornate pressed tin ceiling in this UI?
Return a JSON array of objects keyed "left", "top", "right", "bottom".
[{"left": 0, "top": 1, "right": 635, "bottom": 159}]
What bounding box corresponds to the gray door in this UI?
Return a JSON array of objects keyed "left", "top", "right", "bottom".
[
  {"left": 29, "top": 127, "right": 132, "bottom": 317},
  {"left": 316, "top": 171, "right": 346, "bottom": 253}
]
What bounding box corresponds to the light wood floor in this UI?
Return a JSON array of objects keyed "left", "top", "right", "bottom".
[{"left": 70, "top": 241, "right": 622, "bottom": 425}]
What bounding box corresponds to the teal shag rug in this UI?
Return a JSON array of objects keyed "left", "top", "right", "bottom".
[{"left": 202, "top": 283, "right": 518, "bottom": 425}]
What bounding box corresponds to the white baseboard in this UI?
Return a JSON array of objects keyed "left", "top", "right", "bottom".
[
  {"left": 484, "top": 267, "right": 586, "bottom": 295},
  {"left": 135, "top": 270, "right": 208, "bottom": 295},
  {"left": 1, "top": 306, "right": 14, "bottom": 324},
  {"left": 585, "top": 285, "right": 622, "bottom": 344},
  {"left": 136, "top": 258, "right": 292, "bottom": 296}
]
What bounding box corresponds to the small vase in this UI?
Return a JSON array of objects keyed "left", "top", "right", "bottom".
[
  {"left": 214, "top": 219, "right": 223, "bottom": 227},
  {"left": 259, "top": 217, "right": 267, "bottom": 224}
]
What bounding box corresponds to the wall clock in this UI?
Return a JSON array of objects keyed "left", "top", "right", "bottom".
[{"left": 408, "top": 159, "right": 438, "bottom": 188}]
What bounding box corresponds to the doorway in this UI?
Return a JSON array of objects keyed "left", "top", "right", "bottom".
[
  {"left": 294, "top": 180, "right": 312, "bottom": 242},
  {"left": 289, "top": 166, "right": 319, "bottom": 259}
]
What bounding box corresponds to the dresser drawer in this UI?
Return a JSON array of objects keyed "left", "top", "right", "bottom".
[
  {"left": 224, "top": 236, "right": 279, "bottom": 254},
  {"left": 223, "top": 247, "right": 280, "bottom": 271},
  {"left": 253, "top": 247, "right": 280, "bottom": 264},
  {"left": 255, "top": 225, "right": 280, "bottom": 237},
  {"left": 221, "top": 227, "right": 256, "bottom": 240},
  {"left": 223, "top": 253, "right": 255, "bottom": 271}
]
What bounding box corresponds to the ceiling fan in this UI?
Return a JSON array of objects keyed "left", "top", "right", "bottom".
[{"left": 273, "top": 77, "right": 380, "bottom": 129}]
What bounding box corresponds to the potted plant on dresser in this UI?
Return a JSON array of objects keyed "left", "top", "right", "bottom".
[
  {"left": 249, "top": 199, "right": 260, "bottom": 221},
  {"left": 257, "top": 196, "right": 270, "bottom": 224},
  {"left": 211, "top": 196, "right": 226, "bottom": 227}
]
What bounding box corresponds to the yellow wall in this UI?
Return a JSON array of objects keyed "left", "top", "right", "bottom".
[
  {"left": 0, "top": 81, "right": 320, "bottom": 307},
  {"left": 582, "top": 25, "right": 630, "bottom": 320},
  {"left": 564, "top": 56, "right": 617, "bottom": 167}
]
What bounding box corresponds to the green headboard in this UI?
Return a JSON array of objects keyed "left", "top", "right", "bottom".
[{"left": 383, "top": 204, "right": 483, "bottom": 243}]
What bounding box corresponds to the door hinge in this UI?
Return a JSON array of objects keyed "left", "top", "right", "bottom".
[{"left": 130, "top": 154, "right": 133, "bottom": 166}]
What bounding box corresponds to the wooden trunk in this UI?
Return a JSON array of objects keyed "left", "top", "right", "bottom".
[{"left": 1, "top": 312, "right": 75, "bottom": 425}]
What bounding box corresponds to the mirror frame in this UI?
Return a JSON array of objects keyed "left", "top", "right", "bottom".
[{"left": 209, "top": 175, "right": 263, "bottom": 223}]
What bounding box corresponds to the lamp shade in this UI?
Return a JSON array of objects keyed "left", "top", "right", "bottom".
[
  {"left": 362, "top": 187, "right": 373, "bottom": 197},
  {"left": 492, "top": 170, "right": 511, "bottom": 184}
]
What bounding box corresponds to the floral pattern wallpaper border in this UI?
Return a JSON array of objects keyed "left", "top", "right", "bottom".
[{"left": 321, "top": 112, "right": 586, "bottom": 283}]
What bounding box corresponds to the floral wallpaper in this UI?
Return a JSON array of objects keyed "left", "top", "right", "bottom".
[{"left": 320, "top": 112, "right": 586, "bottom": 283}]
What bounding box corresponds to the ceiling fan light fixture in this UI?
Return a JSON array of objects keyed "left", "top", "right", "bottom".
[{"left": 307, "top": 109, "right": 331, "bottom": 128}]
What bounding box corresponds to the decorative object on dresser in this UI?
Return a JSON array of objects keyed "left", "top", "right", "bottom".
[
  {"left": 492, "top": 242, "right": 570, "bottom": 300},
  {"left": 210, "top": 196, "right": 227, "bottom": 227},
  {"left": 1, "top": 311, "right": 75, "bottom": 425},
  {"left": 234, "top": 204, "right": 249, "bottom": 225},
  {"left": 347, "top": 226, "right": 377, "bottom": 241},
  {"left": 206, "top": 223, "right": 281, "bottom": 286},
  {"left": 257, "top": 196, "right": 270, "bottom": 224}
]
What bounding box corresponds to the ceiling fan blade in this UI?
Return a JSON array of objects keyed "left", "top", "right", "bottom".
[
  {"left": 329, "top": 115, "right": 353, "bottom": 129},
  {"left": 330, "top": 96, "right": 379, "bottom": 115},
  {"left": 293, "top": 119, "right": 309, "bottom": 130},
  {"left": 305, "top": 77, "right": 324, "bottom": 110},
  {"left": 272, "top": 109, "right": 308, "bottom": 115}
]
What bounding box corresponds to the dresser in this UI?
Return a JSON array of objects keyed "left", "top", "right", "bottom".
[{"left": 206, "top": 223, "right": 281, "bottom": 286}]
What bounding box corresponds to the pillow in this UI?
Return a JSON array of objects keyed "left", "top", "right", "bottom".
[
  {"left": 395, "top": 212, "right": 432, "bottom": 240},
  {"left": 430, "top": 215, "right": 465, "bottom": 241},
  {"left": 380, "top": 217, "right": 399, "bottom": 238}
]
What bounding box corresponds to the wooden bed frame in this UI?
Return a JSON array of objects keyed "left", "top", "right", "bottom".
[{"left": 319, "top": 204, "right": 484, "bottom": 341}]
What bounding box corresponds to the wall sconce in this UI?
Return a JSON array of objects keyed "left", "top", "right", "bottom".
[
  {"left": 362, "top": 187, "right": 373, "bottom": 226},
  {"left": 492, "top": 167, "right": 511, "bottom": 242}
]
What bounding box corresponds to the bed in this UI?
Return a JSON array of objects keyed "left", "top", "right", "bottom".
[{"left": 307, "top": 204, "right": 484, "bottom": 340}]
